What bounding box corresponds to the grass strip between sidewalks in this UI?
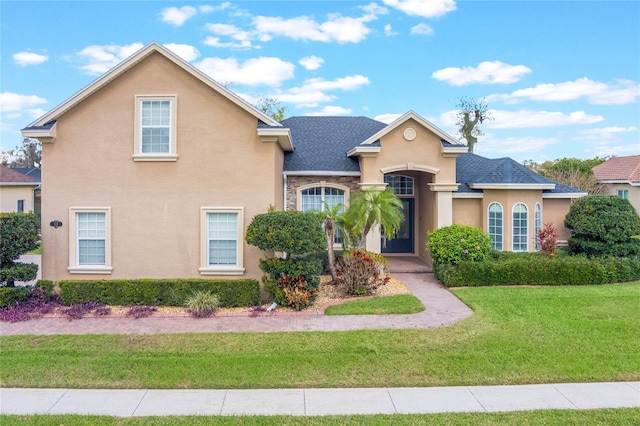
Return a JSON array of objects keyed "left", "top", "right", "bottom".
[
  {"left": 1, "top": 283, "right": 639, "bottom": 389},
  {"left": 324, "top": 294, "right": 425, "bottom": 315}
]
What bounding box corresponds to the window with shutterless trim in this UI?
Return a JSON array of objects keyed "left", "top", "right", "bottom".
[
  {"left": 133, "top": 95, "right": 178, "bottom": 161},
  {"left": 68, "top": 207, "right": 113, "bottom": 274},
  {"left": 488, "top": 202, "right": 503, "bottom": 251},
  {"left": 534, "top": 202, "right": 542, "bottom": 250},
  {"left": 512, "top": 202, "right": 529, "bottom": 252},
  {"left": 199, "top": 207, "right": 245, "bottom": 276}
]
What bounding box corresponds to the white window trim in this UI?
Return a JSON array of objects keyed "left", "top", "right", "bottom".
[
  {"left": 133, "top": 95, "right": 178, "bottom": 162},
  {"left": 487, "top": 202, "right": 503, "bottom": 251},
  {"left": 512, "top": 202, "right": 529, "bottom": 252},
  {"left": 534, "top": 202, "right": 542, "bottom": 251},
  {"left": 199, "top": 207, "right": 245, "bottom": 276},
  {"left": 68, "top": 207, "right": 113, "bottom": 274},
  {"left": 297, "top": 182, "right": 349, "bottom": 249}
]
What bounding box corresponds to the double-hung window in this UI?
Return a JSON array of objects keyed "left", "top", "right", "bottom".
[
  {"left": 68, "top": 207, "right": 112, "bottom": 274},
  {"left": 488, "top": 202, "right": 503, "bottom": 251},
  {"left": 300, "top": 184, "right": 347, "bottom": 244},
  {"left": 617, "top": 189, "right": 629, "bottom": 200},
  {"left": 134, "top": 95, "right": 178, "bottom": 161},
  {"left": 200, "top": 208, "right": 244, "bottom": 275},
  {"left": 512, "top": 203, "right": 529, "bottom": 252}
]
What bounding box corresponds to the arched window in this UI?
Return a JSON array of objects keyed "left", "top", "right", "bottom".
[
  {"left": 384, "top": 174, "right": 414, "bottom": 196},
  {"left": 300, "top": 185, "right": 346, "bottom": 244},
  {"left": 512, "top": 203, "right": 528, "bottom": 252},
  {"left": 534, "top": 202, "right": 542, "bottom": 250},
  {"left": 488, "top": 202, "right": 503, "bottom": 251}
]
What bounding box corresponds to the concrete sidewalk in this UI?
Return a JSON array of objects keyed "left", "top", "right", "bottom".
[{"left": 2, "top": 382, "right": 638, "bottom": 417}]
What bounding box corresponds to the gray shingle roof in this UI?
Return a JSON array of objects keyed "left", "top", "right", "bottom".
[{"left": 281, "top": 116, "right": 386, "bottom": 172}]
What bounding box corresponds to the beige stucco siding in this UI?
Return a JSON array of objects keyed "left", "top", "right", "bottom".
[
  {"left": 0, "top": 186, "right": 35, "bottom": 213},
  {"left": 542, "top": 198, "right": 574, "bottom": 242},
  {"left": 600, "top": 183, "right": 640, "bottom": 213},
  {"left": 452, "top": 198, "right": 482, "bottom": 228},
  {"left": 41, "top": 52, "right": 283, "bottom": 281}
]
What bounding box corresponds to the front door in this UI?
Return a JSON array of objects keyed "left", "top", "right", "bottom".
[{"left": 382, "top": 198, "right": 414, "bottom": 254}]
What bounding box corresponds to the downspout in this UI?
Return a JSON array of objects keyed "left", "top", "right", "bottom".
[{"left": 283, "top": 172, "right": 288, "bottom": 211}]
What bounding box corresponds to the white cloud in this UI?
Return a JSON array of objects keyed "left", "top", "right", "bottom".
[
  {"left": 204, "top": 23, "right": 256, "bottom": 49},
  {"left": 375, "top": 113, "right": 402, "bottom": 124},
  {"left": 163, "top": 43, "right": 200, "bottom": 62},
  {"left": 361, "top": 3, "right": 388, "bottom": 15},
  {"left": 299, "top": 56, "right": 324, "bottom": 71},
  {"left": 410, "top": 23, "right": 434, "bottom": 36},
  {"left": 475, "top": 136, "right": 560, "bottom": 156},
  {"left": 13, "top": 51, "right": 48, "bottom": 66},
  {"left": 161, "top": 6, "right": 197, "bottom": 26},
  {"left": 253, "top": 13, "right": 374, "bottom": 44},
  {"left": 488, "top": 109, "right": 604, "bottom": 129},
  {"left": 487, "top": 78, "right": 640, "bottom": 105},
  {"left": 383, "top": 0, "right": 456, "bottom": 18},
  {"left": 0, "top": 92, "right": 47, "bottom": 113},
  {"left": 579, "top": 126, "right": 637, "bottom": 135},
  {"left": 76, "top": 43, "right": 143, "bottom": 75},
  {"left": 432, "top": 61, "right": 532, "bottom": 86},
  {"left": 28, "top": 108, "right": 47, "bottom": 119},
  {"left": 573, "top": 126, "right": 638, "bottom": 142},
  {"left": 306, "top": 106, "right": 352, "bottom": 116},
  {"left": 384, "top": 24, "right": 397, "bottom": 36},
  {"left": 275, "top": 75, "right": 370, "bottom": 108},
  {"left": 194, "top": 56, "right": 295, "bottom": 87}
]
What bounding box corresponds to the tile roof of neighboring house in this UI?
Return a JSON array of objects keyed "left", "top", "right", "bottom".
[
  {"left": 0, "top": 166, "right": 39, "bottom": 185},
  {"left": 281, "top": 116, "right": 387, "bottom": 173},
  {"left": 592, "top": 155, "right": 640, "bottom": 183}
]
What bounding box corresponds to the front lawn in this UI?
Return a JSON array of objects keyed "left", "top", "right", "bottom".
[
  {"left": 1, "top": 283, "right": 638, "bottom": 389},
  {"left": 324, "top": 294, "right": 424, "bottom": 315}
]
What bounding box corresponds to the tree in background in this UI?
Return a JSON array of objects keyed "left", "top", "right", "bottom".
[
  {"left": 0, "top": 138, "right": 41, "bottom": 168},
  {"left": 523, "top": 157, "right": 607, "bottom": 194},
  {"left": 256, "top": 97, "right": 287, "bottom": 121},
  {"left": 455, "top": 97, "right": 492, "bottom": 153},
  {"left": 0, "top": 212, "right": 40, "bottom": 287}
]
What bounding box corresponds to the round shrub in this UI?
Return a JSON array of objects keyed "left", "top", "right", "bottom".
[
  {"left": 564, "top": 195, "right": 640, "bottom": 258},
  {"left": 427, "top": 224, "right": 492, "bottom": 267},
  {"left": 245, "top": 210, "right": 326, "bottom": 255}
]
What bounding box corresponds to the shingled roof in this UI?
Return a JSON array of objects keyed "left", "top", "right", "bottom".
[
  {"left": 281, "top": 116, "right": 386, "bottom": 173},
  {"left": 593, "top": 155, "right": 640, "bottom": 184},
  {"left": 0, "top": 166, "right": 39, "bottom": 185}
]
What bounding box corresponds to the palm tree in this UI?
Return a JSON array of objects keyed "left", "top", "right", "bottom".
[
  {"left": 321, "top": 202, "right": 345, "bottom": 283},
  {"left": 343, "top": 189, "right": 404, "bottom": 248}
]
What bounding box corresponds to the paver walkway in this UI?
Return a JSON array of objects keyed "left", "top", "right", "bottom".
[{"left": 0, "top": 256, "right": 473, "bottom": 336}]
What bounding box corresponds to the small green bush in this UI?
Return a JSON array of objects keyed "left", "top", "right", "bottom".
[
  {"left": 0, "top": 287, "right": 30, "bottom": 308},
  {"left": 0, "top": 212, "right": 40, "bottom": 286},
  {"left": 185, "top": 291, "right": 220, "bottom": 318},
  {"left": 59, "top": 278, "right": 260, "bottom": 307},
  {"left": 565, "top": 195, "right": 640, "bottom": 258},
  {"left": 427, "top": 224, "right": 492, "bottom": 280},
  {"left": 437, "top": 253, "right": 640, "bottom": 287},
  {"left": 245, "top": 210, "right": 326, "bottom": 255}
]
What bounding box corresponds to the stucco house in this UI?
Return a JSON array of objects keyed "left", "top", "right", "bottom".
[
  {"left": 22, "top": 42, "right": 585, "bottom": 283},
  {"left": 0, "top": 166, "right": 40, "bottom": 215},
  {"left": 593, "top": 155, "right": 640, "bottom": 213}
]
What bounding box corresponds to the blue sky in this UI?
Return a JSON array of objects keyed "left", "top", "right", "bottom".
[{"left": 2, "top": 0, "right": 638, "bottom": 162}]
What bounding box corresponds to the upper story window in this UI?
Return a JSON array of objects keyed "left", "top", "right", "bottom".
[
  {"left": 512, "top": 202, "right": 528, "bottom": 252},
  {"left": 133, "top": 95, "right": 178, "bottom": 162},
  {"left": 488, "top": 202, "right": 503, "bottom": 251},
  {"left": 617, "top": 189, "right": 629, "bottom": 200},
  {"left": 384, "top": 175, "right": 414, "bottom": 196}
]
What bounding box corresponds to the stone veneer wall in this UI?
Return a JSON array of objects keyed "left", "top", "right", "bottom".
[{"left": 286, "top": 175, "right": 361, "bottom": 211}]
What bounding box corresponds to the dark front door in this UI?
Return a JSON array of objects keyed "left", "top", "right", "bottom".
[{"left": 382, "top": 198, "right": 414, "bottom": 254}]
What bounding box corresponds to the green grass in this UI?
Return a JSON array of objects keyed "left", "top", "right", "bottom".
[
  {"left": 2, "top": 408, "right": 640, "bottom": 425},
  {"left": 26, "top": 243, "right": 41, "bottom": 255},
  {"left": 1, "top": 284, "right": 639, "bottom": 389},
  {"left": 324, "top": 294, "right": 424, "bottom": 315}
]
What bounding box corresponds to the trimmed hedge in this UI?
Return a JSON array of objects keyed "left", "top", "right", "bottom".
[
  {"left": 436, "top": 253, "right": 640, "bottom": 287},
  {"left": 0, "top": 286, "right": 30, "bottom": 308},
  {"left": 59, "top": 278, "right": 260, "bottom": 307}
]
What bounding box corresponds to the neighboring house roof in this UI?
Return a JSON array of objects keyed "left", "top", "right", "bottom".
[
  {"left": 593, "top": 155, "right": 640, "bottom": 185},
  {"left": 0, "top": 166, "right": 39, "bottom": 186},
  {"left": 12, "top": 167, "right": 41, "bottom": 182},
  {"left": 282, "top": 116, "right": 387, "bottom": 174}
]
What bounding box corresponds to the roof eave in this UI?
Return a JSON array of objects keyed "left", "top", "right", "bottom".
[
  {"left": 469, "top": 183, "right": 556, "bottom": 190},
  {"left": 346, "top": 146, "right": 381, "bottom": 157},
  {"left": 360, "top": 111, "right": 464, "bottom": 147},
  {"left": 543, "top": 192, "right": 588, "bottom": 198},
  {"left": 22, "top": 122, "right": 57, "bottom": 143},
  {"left": 258, "top": 128, "right": 293, "bottom": 151}
]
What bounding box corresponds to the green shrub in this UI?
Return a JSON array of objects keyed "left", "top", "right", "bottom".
[
  {"left": 0, "top": 287, "right": 30, "bottom": 308},
  {"left": 437, "top": 253, "right": 640, "bottom": 287},
  {"left": 185, "top": 290, "right": 220, "bottom": 318},
  {"left": 565, "top": 195, "right": 640, "bottom": 258},
  {"left": 0, "top": 212, "right": 40, "bottom": 287},
  {"left": 245, "top": 210, "right": 326, "bottom": 255},
  {"left": 427, "top": 224, "right": 492, "bottom": 280},
  {"left": 59, "top": 278, "right": 260, "bottom": 307}
]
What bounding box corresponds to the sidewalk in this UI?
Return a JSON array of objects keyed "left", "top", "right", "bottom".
[{"left": 2, "top": 382, "right": 638, "bottom": 416}]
